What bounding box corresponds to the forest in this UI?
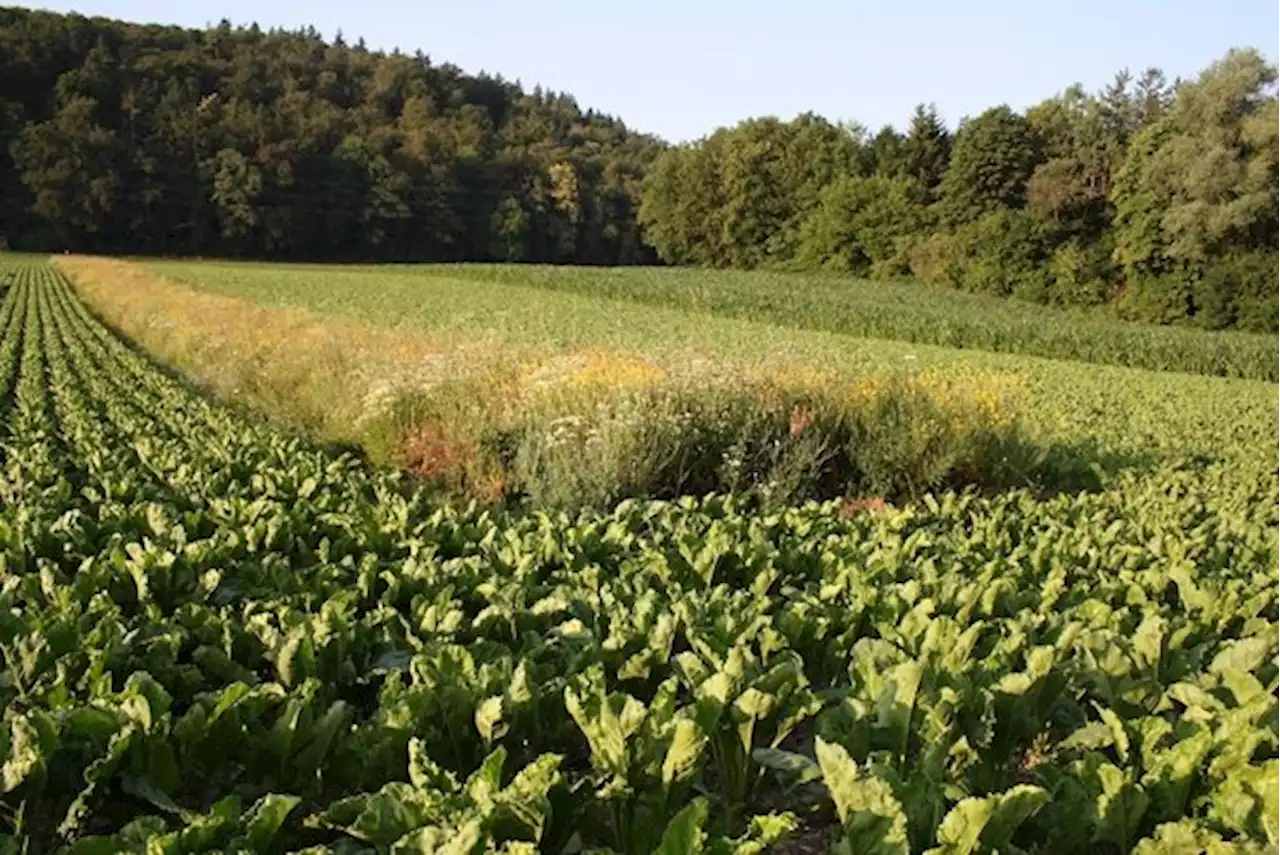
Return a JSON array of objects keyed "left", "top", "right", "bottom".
[
  {"left": 0, "top": 7, "right": 663, "bottom": 264},
  {"left": 640, "top": 55, "right": 1279, "bottom": 331},
  {"left": 0, "top": 6, "right": 1276, "bottom": 329}
]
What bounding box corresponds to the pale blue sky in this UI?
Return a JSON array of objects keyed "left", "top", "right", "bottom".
[{"left": 23, "top": 1, "right": 1280, "bottom": 141}]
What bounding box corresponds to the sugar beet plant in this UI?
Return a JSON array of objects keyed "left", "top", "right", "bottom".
[{"left": 0, "top": 261, "right": 1277, "bottom": 854}]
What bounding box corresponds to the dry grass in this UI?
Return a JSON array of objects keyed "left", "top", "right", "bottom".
[{"left": 57, "top": 256, "right": 515, "bottom": 445}]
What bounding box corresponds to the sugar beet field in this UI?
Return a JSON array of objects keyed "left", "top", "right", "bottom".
[{"left": 1, "top": 260, "right": 1278, "bottom": 853}]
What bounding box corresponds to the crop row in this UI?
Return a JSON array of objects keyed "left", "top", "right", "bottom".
[
  {"left": 0, "top": 264, "right": 1277, "bottom": 853},
  {"left": 409, "top": 265, "right": 1280, "bottom": 382}
]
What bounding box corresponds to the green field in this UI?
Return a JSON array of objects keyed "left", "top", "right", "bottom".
[
  {"left": 2, "top": 257, "right": 1278, "bottom": 853},
  {"left": 148, "top": 261, "right": 1280, "bottom": 381}
]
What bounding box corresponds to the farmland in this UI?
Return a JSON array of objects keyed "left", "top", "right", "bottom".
[
  {"left": 2, "top": 256, "right": 1278, "bottom": 853},
  {"left": 147, "top": 261, "right": 1278, "bottom": 381},
  {"left": 128, "top": 259, "right": 1278, "bottom": 468}
]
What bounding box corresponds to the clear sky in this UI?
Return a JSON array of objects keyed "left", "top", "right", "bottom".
[{"left": 21, "top": 0, "right": 1280, "bottom": 142}]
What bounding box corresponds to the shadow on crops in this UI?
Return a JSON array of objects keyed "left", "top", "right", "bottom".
[{"left": 990, "top": 437, "right": 1161, "bottom": 497}]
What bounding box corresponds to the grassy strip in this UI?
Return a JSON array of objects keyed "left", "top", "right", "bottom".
[
  {"left": 58, "top": 255, "right": 472, "bottom": 443},
  {"left": 369, "top": 359, "right": 1044, "bottom": 508},
  {"left": 60, "top": 256, "right": 1074, "bottom": 508}
]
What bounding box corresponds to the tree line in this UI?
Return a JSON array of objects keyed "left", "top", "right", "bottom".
[
  {"left": 640, "top": 52, "right": 1278, "bottom": 331},
  {"left": 0, "top": 7, "right": 662, "bottom": 264}
]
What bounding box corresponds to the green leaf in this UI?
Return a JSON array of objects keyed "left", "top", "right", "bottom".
[
  {"left": 476, "top": 695, "right": 507, "bottom": 745},
  {"left": 565, "top": 669, "right": 646, "bottom": 776},
  {"left": 238, "top": 792, "right": 301, "bottom": 850},
  {"left": 662, "top": 718, "right": 707, "bottom": 787},
  {"left": 1062, "top": 721, "right": 1115, "bottom": 753},
  {"left": 1162, "top": 683, "right": 1220, "bottom": 721},
  {"left": 207, "top": 681, "right": 254, "bottom": 727},
  {"left": 392, "top": 819, "right": 484, "bottom": 855},
  {"left": 927, "top": 785, "right": 1049, "bottom": 854},
  {"left": 317, "top": 782, "right": 435, "bottom": 846},
  {"left": 120, "top": 775, "right": 183, "bottom": 816},
  {"left": 1131, "top": 615, "right": 1165, "bottom": 672},
  {"left": 1166, "top": 566, "right": 1213, "bottom": 613},
  {"left": 880, "top": 661, "right": 922, "bottom": 760},
  {"left": 1, "top": 714, "right": 41, "bottom": 794},
  {"left": 121, "top": 672, "right": 174, "bottom": 721},
  {"left": 1206, "top": 759, "right": 1278, "bottom": 844},
  {"left": 59, "top": 725, "right": 137, "bottom": 838},
  {"left": 408, "top": 737, "right": 459, "bottom": 794},
  {"left": 1088, "top": 761, "right": 1149, "bottom": 849},
  {"left": 507, "top": 661, "right": 534, "bottom": 706},
  {"left": 495, "top": 753, "right": 562, "bottom": 840},
  {"left": 1096, "top": 705, "right": 1131, "bottom": 763},
  {"left": 815, "top": 738, "right": 908, "bottom": 855},
  {"left": 752, "top": 747, "right": 822, "bottom": 787},
  {"left": 465, "top": 747, "right": 508, "bottom": 807},
  {"left": 294, "top": 700, "right": 351, "bottom": 776},
  {"left": 1142, "top": 728, "right": 1212, "bottom": 821},
  {"left": 993, "top": 646, "right": 1055, "bottom": 696},
  {"left": 928, "top": 798, "right": 990, "bottom": 855},
  {"left": 1131, "top": 820, "right": 1238, "bottom": 855},
  {"left": 276, "top": 627, "right": 310, "bottom": 688},
  {"left": 59, "top": 835, "right": 148, "bottom": 855},
  {"left": 655, "top": 798, "right": 708, "bottom": 855},
  {"left": 736, "top": 813, "right": 800, "bottom": 854},
  {"left": 1217, "top": 668, "right": 1267, "bottom": 707},
  {"left": 983, "top": 784, "right": 1050, "bottom": 845},
  {"left": 1208, "top": 636, "right": 1272, "bottom": 677}
]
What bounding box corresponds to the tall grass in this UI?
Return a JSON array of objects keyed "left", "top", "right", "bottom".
[
  {"left": 368, "top": 357, "right": 1041, "bottom": 509},
  {"left": 61, "top": 256, "right": 1056, "bottom": 510},
  {"left": 58, "top": 256, "right": 471, "bottom": 442}
]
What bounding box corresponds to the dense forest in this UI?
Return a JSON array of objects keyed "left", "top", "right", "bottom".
[
  {"left": 0, "top": 7, "right": 1276, "bottom": 329},
  {"left": 0, "top": 7, "right": 662, "bottom": 264},
  {"left": 641, "top": 52, "right": 1279, "bottom": 330}
]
